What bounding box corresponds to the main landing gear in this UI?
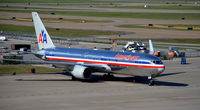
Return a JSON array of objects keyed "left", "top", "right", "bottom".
[
  {"left": 148, "top": 75, "right": 156, "bottom": 86},
  {"left": 103, "top": 73, "right": 114, "bottom": 81},
  {"left": 72, "top": 75, "right": 78, "bottom": 81}
]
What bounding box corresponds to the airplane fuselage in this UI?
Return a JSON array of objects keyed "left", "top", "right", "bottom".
[{"left": 35, "top": 47, "right": 165, "bottom": 76}]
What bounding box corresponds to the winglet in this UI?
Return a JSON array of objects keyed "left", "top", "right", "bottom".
[
  {"left": 149, "top": 40, "right": 154, "bottom": 55},
  {"left": 32, "top": 12, "right": 55, "bottom": 50}
]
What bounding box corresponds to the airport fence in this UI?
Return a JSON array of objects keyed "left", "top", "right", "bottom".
[{"left": 0, "top": 31, "right": 128, "bottom": 45}]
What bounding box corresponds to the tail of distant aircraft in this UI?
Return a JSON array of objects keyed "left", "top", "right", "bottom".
[
  {"left": 149, "top": 40, "right": 154, "bottom": 55},
  {"left": 32, "top": 12, "right": 55, "bottom": 50}
]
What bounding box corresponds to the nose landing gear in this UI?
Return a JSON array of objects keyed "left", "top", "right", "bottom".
[{"left": 148, "top": 74, "right": 156, "bottom": 86}]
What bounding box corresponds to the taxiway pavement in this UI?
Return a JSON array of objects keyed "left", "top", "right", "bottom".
[{"left": 0, "top": 57, "right": 200, "bottom": 110}]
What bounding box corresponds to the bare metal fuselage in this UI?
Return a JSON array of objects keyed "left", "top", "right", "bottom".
[{"left": 35, "top": 47, "right": 165, "bottom": 77}]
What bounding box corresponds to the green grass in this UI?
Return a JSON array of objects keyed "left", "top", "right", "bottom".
[
  {"left": 110, "top": 5, "right": 200, "bottom": 10},
  {"left": 2, "top": 5, "right": 200, "bottom": 11},
  {"left": 1, "top": 0, "right": 200, "bottom": 3},
  {"left": 0, "top": 24, "right": 35, "bottom": 34},
  {"left": 0, "top": 17, "right": 112, "bottom": 23},
  {"left": 118, "top": 25, "right": 156, "bottom": 29},
  {"left": 0, "top": 5, "right": 80, "bottom": 10},
  {"left": 166, "top": 24, "right": 200, "bottom": 28},
  {"left": 0, "top": 0, "right": 133, "bottom": 3},
  {"left": 44, "top": 18, "right": 112, "bottom": 23},
  {"left": 0, "top": 0, "right": 104, "bottom": 3},
  {"left": 0, "top": 64, "right": 63, "bottom": 74},
  {"left": 0, "top": 9, "right": 200, "bottom": 20},
  {"left": 41, "top": 18, "right": 112, "bottom": 23},
  {"left": 118, "top": 24, "right": 200, "bottom": 31},
  {"left": 102, "top": 38, "right": 200, "bottom": 44},
  {"left": 150, "top": 39, "right": 200, "bottom": 44},
  {"left": 0, "top": 24, "right": 121, "bottom": 37}
]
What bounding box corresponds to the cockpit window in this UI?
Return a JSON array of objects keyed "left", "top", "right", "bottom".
[{"left": 152, "top": 60, "right": 163, "bottom": 64}]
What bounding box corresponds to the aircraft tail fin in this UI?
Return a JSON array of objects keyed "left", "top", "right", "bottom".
[
  {"left": 149, "top": 40, "right": 154, "bottom": 55},
  {"left": 32, "top": 12, "right": 55, "bottom": 50}
]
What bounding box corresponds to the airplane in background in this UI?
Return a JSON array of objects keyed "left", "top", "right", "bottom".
[
  {"left": 123, "top": 39, "right": 155, "bottom": 55},
  {"left": 0, "top": 12, "right": 165, "bottom": 86}
]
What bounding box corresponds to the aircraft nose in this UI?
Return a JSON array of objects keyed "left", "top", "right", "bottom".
[{"left": 158, "top": 65, "right": 165, "bottom": 74}]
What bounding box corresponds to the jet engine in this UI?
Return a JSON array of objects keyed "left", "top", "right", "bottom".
[{"left": 71, "top": 65, "right": 91, "bottom": 79}]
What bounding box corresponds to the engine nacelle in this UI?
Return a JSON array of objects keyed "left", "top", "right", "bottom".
[{"left": 71, "top": 65, "right": 91, "bottom": 79}]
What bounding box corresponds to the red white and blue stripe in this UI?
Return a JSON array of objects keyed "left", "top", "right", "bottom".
[{"left": 46, "top": 55, "right": 165, "bottom": 69}]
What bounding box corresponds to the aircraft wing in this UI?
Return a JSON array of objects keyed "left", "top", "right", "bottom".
[
  {"left": 0, "top": 58, "right": 75, "bottom": 65},
  {"left": 0, "top": 58, "right": 108, "bottom": 72}
]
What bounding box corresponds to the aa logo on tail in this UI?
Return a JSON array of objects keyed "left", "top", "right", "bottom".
[{"left": 38, "top": 30, "right": 47, "bottom": 43}]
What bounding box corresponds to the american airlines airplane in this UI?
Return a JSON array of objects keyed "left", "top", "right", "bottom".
[{"left": 1, "top": 12, "right": 165, "bottom": 86}]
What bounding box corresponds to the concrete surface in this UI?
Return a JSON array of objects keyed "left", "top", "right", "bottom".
[
  {"left": 0, "top": 57, "right": 200, "bottom": 110},
  {"left": 1, "top": 3, "right": 200, "bottom": 110}
]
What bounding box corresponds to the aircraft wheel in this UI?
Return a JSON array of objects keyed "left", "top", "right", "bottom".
[
  {"left": 148, "top": 80, "right": 155, "bottom": 86},
  {"left": 103, "top": 74, "right": 114, "bottom": 81},
  {"left": 72, "top": 76, "right": 78, "bottom": 81}
]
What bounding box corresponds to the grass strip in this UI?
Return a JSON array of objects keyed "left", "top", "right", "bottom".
[
  {"left": 0, "top": 17, "right": 112, "bottom": 23},
  {"left": 1, "top": 0, "right": 200, "bottom": 3},
  {"left": 0, "top": 6, "right": 82, "bottom": 10},
  {"left": 0, "top": 9, "right": 200, "bottom": 20},
  {"left": 102, "top": 38, "right": 200, "bottom": 44},
  {"left": 0, "top": 24, "right": 121, "bottom": 37},
  {"left": 110, "top": 5, "right": 200, "bottom": 10},
  {"left": 118, "top": 24, "right": 200, "bottom": 31},
  {"left": 0, "top": 0, "right": 111, "bottom": 3},
  {"left": 0, "top": 64, "right": 62, "bottom": 74}
]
